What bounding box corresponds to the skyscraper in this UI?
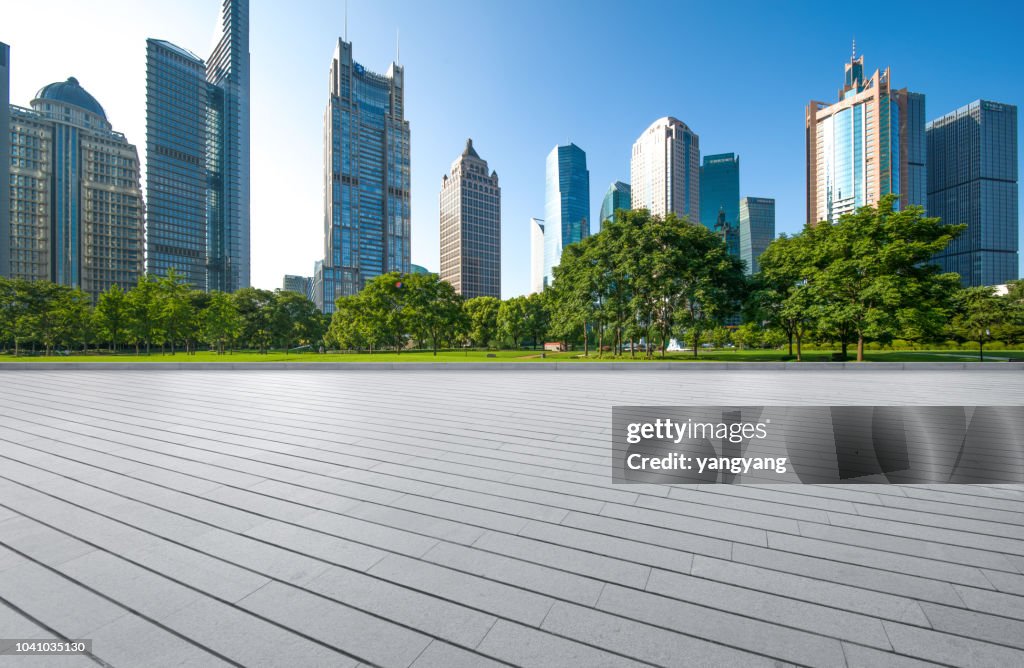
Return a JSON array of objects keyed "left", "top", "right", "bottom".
[
  {"left": 927, "top": 100, "right": 1018, "bottom": 286},
  {"left": 0, "top": 42, "right": 9, "bottom": 278},
  {"left": 440, "top": 139, "right": 501, "bottom": 299},
  {"left": 145, "top": 0, "right": 250, "bottom": 292},
  {"left": 630, "top": 117, "right": 700, "bottom": 221},
  {"left": 806, "top": 50, "right": 925, "bottom": 225},
  {"left": 700, "top": 153, "right": 739, "bottom": 234},
  {"left": 599, "top": 181, "right": 631, "bottom": 229},
  {"left": 530, "top": 217, "right": 544, "bottom": 295},
  {"left": 282, "top": 274, "right": 310, "bottom": 295},
  {"left": 739, "top": 197, "right": 775, "bottom": 275},
  {"left": 6, "top": 78, "right": 145, "bottom": 300},
  {"left": 544, "top": 144, "right": 589, "bottom": 287},
  {"left": 315, "top": 37, "right": 410, "bottom": 313}
]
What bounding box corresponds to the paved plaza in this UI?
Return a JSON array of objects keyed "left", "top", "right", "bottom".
[{"left": 0, "top": 369, "right": 1022, "bottom": 667}]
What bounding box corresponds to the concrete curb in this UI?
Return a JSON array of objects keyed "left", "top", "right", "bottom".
[{"left": 0, "top": 361, "right": 1020, "bottom": 371}]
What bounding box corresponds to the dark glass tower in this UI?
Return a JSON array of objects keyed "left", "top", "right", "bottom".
[
  {"left": 145, "top": 0, "right": 250, "bottom": 292},
  {"left": 699, "top": 153, "right": 740, "bottom": 238},
  {"left": 544, "top": 143, "right": 589, "bottom": 287},
  {"left": 927, "top": 100, "right": 1018, "bottom": 286},
  {"left": 315, "top": 38, "right": 410, "bottom": 313},
  {"left": 599, "top": 181, "right": 631, "bottom": 230}
]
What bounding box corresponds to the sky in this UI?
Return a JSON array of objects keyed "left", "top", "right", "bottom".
[{"left": 4, "top": 0, "right": 1023, "bottom": 297}]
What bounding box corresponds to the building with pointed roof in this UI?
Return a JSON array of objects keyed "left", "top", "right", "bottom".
[{"left": 440, "top": 139, "right": 501, "bottom": 299}]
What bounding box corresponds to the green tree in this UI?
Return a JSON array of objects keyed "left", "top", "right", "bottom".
[
  {"left": 234, "top": 287, "right": 276, "bottom": 353},
  {"left": 756, "top": 233, "right": 816, "bottom": 361},
  {"left": 498, "top": 295, "right": 529, "bottom": 349},
  {"left": 126, "top": 274, "right": 164, "bottom": 354},
  {"left": 358, "top": 272, "right": 412, "bottom": 352},
  {"left": 273, "top": 290, "right": 324, "bottom": 352},
  {"left": 405, "top": 272, "right": 465, "bottom": 355},
  {"left": 201, "top": 291, "right": 243, "bottom": 354},
  {"left": 464, "top": 295, "right": 501, "bottom": 348},
  {"left": 523, "top": 291, "right": 550, "bottom": 350},
  {"left": 804, "top": 195, "right": 963, "bottom": 361},
  {"left": 952, "top": 286, "right": 1006, "bottom": 361},
  {"left": 159, "top": 269, "right": 193, "bottom": 355},
  {"left": 95, "top": 284, "right": 130, "bottom": 353}
]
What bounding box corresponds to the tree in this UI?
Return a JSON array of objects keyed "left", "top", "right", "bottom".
[
  {"left": 272, "top": 290, "right": 322, "bottom": 352},
  {"left": 523, "top": 291, "right": 551, "bottom": 350},
  {"left": 464, "top": 296, "right": 500, "bottom": 348},
  {"left": 234, "top": 287, "right": 276, "bottom": 353},
  {"left": 804, "top": 196, "right": 964, "bottom": 361},
  {"left": 757, "top": 233, "right": 816, "bottom": 361},
  {"left": 126, "top": 274, "right": 164, "bottom": 354},
  {"left": 201, "top": 291, "right": 243, "bottom": 354},
  {"left": 95, "top": 284, "right": 130, "bottom": 353},
  {"left": 952, "top": 286, "right": 1006, "bottom": 361},
  {"left": 498, "top": 296, "right": 528, "bottom": 349},
  {"left": 405, "top": 273, "right": 465, "bottom": 355},
  {"left": 159, "top": 269, "right": 194, "bottom": 355}
]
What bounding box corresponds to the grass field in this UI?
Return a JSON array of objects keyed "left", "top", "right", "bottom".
[{"left": 1, "top": 348, "right": 1022, "bottom": 363}]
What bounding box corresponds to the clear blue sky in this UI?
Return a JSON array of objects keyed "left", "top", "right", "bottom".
[{"left": 4, "top": 0, "right": 1023, "bottom": 295}]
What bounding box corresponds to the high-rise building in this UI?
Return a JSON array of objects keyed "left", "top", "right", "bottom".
[
  {"left": 315, "top": 38, "right": 410, "bottom": 313},
  {"left": 599, "top": 181, "right": 631, "bottom": 229},
  {"left": 282, "top": 274, "right": 310, "bottom": 294},
  {"left": 543, "top": 143, "right": 589, "bottom": 287},
  {"left": 440, "top": 139, "right": 501, "bottom": 299},
  {"left": 806, "top": 50, "right": 925, "bottom": 225},
  {"left": 411, "top": 264, "right": 432, "bottom": 275},
  {"left": 927, "top": 100, "right": 1018, "bottom": 286},
  {"left": 145, "top": 0, "right": 250, "bottom": 292},
  {"left": 6, "top": 78, "right": 145, "bottom": 300},
  {"left": 739, "top": 197, "right": 776, "bottom": 275},
  {"left": 0, "top": 42, "right": 9, "bottom": 278},
  {"left": 700, "top": 153, "right": 739, "bottom": 235},
  {"left": 630, "top": 117, "right": 700, "bottom": 221},
  {"left": 530, "top": 217, "right": 544, "bottom": 295}
]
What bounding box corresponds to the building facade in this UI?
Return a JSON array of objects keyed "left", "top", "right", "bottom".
[
  {"left": 543, "top": 143, "right": 589, "bottom": 287},
  {"left": 927, "top": 100, "right": 1018, "bottom": 286},
  {"left": 530, "top": 217, "right": 544, "bottom": 294},
  {"left": 700, "top": 153, "right": 739, "bottom": 236},
  {"left": 6, "top": 78, "right": 145, "bottom": 300},
  {"left": 739, "top": 197, "right": 776, "bottom": 275},
  {"left": 411, "top": 264, "right": 431, "bottom": 275},
  {"left": 439, "top": 139, "right": 501, "bottom": 299},
  {"left": 806, "top": 52, "right": 925, "bottom": 225},
  {"left": 282, "top": 274, "right": 310, "bottom": 294},
  {"left": 315, "top": 38, "right": 410, "bottom": 313},
  {"left": 145, "top": 0, "right": 250, "bottom": 292},
  {"left": 599, "top": 181, "right": 631, "bottom": 229},
  {"left": 630, "top": 117, "right": 700, "bottom": 222},
  {"left": 0, "top": 42, "right": 9, "bottom": 278}
]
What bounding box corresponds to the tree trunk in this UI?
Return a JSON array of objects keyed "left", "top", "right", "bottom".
[
  {"left": 583, "top": 322, "right": 589, "bottom": 358},
  {"left": 856, "top": 336, "right": 864, "bottom": 362},
  {"left": 787, "top": 330, "right": 793, "bottom": 356},
  {"left": 597, "top": 323, "right": 603, "bottom": 359},
  {"left": 796, "top": 332, "right": 803, "bottom": 362},
  {"left": 840, "top": 340, "right": 848, "bottom": 359}
]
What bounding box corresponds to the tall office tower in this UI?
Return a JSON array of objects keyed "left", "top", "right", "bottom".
[
  {"left": 530, "top": 217, "right": 544, "bottom": 294},
  {"left": 927, "top": 100, "right": 1018, "bottom": 286},
  {"left": 282, "top": 274, "right": 310, "bottom": 294},
  {"left": 700, "top": 153, "right": 739, "bottom": 235},
  {"left": 439, "top": 139, "right": 501, "bottom": 299},
  {"left": 599, "top": 181, "right": 631, "bottom": 229},
  {"left": 410, "top": 264, "right": 431, "bottom": 275},
  {"left": 630, "top": 117, "right": 700, "bottom": 221},
  {"left": 7, "top": 78, "right": 144, "bottom": 300},
  {"left": 739, "top": 197, "right": 776, "bottom": 275},
  {"left": 806, "top": 50, "right": 925, "bottom": 225},
  {"left": 315, "top": 38, "right": 410, "bottom": 313},
  {"left": 543, "top": 143, "right": 589, "bottom": 287},
  {"left": 145, "top": 0, "right": 250, "bottom": 292},
  {"left": 146, "top": 40, "right": 208, "bottom": 288},
  {"left": 0, "top": 42, "right": 9, "bottom": 277}
]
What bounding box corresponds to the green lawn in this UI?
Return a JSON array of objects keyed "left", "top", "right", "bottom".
[{"left": 2, "top": 348, "right": 1022, "bottom": 363}]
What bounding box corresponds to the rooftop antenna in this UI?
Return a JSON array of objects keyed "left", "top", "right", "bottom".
[
  {"left": 851, "top": 37, "right": 856, "bottom": 60},
  {"left": 344, "top": 0, "right": 348, "bottom": 41},
  {"left": 396, "top": 27, "right": 400, "bottom": 64}
]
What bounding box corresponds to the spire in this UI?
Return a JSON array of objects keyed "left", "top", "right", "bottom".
[
  {"left": 462, "top": 138, "right": 480, "bottom": 159},
  {"left": 851, "top": 37, "right": 856, "bottom": 61},
  {"left": 344, "top": 0, "right": 348, "bottom": 41},
  {"left": 396, "top": 28, "right": 400, "bottom": 64}
]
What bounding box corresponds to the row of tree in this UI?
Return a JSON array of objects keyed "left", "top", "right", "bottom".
[{"left": 0, "top": 271, "right": 327, "bottom": 355}]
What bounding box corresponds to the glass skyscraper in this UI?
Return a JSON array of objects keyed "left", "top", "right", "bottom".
[
  {"left": 145, "top": 0, "right": 250, "bottom": 292},
  {"left": 315, "top": 38, "right": 410, "bottom": 313},
  {"left": 544, "top": 143, "right": 589, "bottom": 287},
  {"left": 6, "top": 77, "right": 145, "bottom": 300},
  {"left": 599, "top": 181, "right": 631, "bottom": 229},
  {"left": 630, "top": 117, "right": 700, "bottom": 222},
  {"left": 439, "top": 139, "right": 501, "bottom": 299},
  {"left": 0, "top": 42, "right": 9, "bottom": 278},
  {"left": 700, "top": 153, "right": 739, "bottom": 235},
  {"left": 927, "top": 100, "right": 1018, "bottom": 286},
  {"left": 806, "top": 52, "right": 925, "bottom": 225},
  {"left": 739, "top": 197, "right": 776, "bottom": 275},
  {"left": 530, "top": 217, "right": 544, "bottom": 294}
]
